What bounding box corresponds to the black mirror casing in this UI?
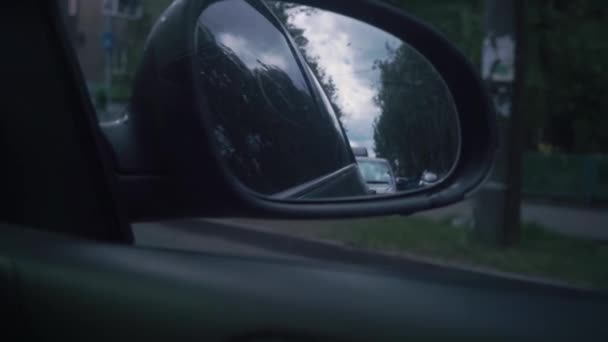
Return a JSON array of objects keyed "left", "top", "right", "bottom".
[{"left": 110, "top": 0, "right": 497, "bottom": 221}]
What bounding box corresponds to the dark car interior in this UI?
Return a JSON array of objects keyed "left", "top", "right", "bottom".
[{"left": 0, "top": 1, "right": 607, "bottom": 341}]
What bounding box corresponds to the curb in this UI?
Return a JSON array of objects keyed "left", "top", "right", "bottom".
[{"left": 167, "top": 218, "right": 596, "bottom": 294}]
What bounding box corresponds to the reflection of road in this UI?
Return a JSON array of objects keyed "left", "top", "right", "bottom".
[{"left": 418, "top": 200, "right": 608, "bottom": 240}]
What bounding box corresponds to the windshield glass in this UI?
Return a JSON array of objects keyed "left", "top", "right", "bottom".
[{"left": 358, "top": 160, "right": 393, "bottom": 184}]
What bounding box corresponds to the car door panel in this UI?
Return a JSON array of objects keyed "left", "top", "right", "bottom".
[{"left": 2, "top": 224, "right": 606, "bottom": 341}]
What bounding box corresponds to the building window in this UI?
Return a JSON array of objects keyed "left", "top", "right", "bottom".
[{"left": 102, "top": 0, "right": 142, "bottom": 20}]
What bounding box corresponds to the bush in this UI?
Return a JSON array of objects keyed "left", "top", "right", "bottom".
[{"left": 523, "top": 152, "right": 608, "bottom": 201}]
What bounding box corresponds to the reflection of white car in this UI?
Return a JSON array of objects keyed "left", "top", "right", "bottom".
[
  {"left": 419, "top": 170, "right": 439, "bottom": 187},
  {"left": 351, "top": 146, "right": 369, "bottom": 157},
  {"left": 356, "top": 157, "right": 397, "bottom": 194}
]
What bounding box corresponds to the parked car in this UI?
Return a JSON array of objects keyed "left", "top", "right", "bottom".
[
  {"left": 356, "top": 157, "right": 397, "bottom": 194},
  {"left": 352, "top": 146, "right": 369, "bottom": 157},
  {"left": 418, "top": 170, "right": 440, "bottom": 187}
]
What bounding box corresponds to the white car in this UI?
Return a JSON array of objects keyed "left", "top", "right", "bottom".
[
  {"left": 356, "top": 157, "right": 397, "bottom": 194},
  {"left": 419, "top": 170, "right": 439, "bottom": 187}
]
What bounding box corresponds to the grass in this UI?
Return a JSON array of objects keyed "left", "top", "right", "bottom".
[{"left": 312, "top": 216, "right": 608, "bottom": 289}]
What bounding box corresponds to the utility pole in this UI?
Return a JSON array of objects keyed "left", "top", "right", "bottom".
[{"left": 473, "top": 0, "right": 525, "bottom": 246}]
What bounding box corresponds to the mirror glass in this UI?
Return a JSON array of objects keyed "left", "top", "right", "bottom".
[{"left": 195, "top": 0, "right": 460, "bottom": 199}]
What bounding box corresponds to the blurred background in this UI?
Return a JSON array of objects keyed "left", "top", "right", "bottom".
[{"left": 60, "top": 0, "right": 608, "bottom": 289}]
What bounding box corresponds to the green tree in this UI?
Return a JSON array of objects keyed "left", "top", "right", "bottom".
[
  {"left": 390, "top": 0, "right": 608, "bottom": 154},
  {"left": 128, "top": 1, "right": 608, "bottom": 155},
  {"left": 523, "top": 0, "right": 608, "bottom": 153},
  {"left": 373, "top": 44, "right": 459, "bottom": 178},
  {"left": 265, "top": 1, "right": 346, "bottom": 122},
  {"left": 386, "top": 0, "right": 484, "bottom": 65}
]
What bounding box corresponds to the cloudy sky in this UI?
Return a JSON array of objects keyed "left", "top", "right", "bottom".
[{"left": 287, "top": 6, "right": 402, "bottom": 157}]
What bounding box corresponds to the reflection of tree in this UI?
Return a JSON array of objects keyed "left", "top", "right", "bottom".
[
  {"left": 195, "top": 36, "right": 349, "bottom": 194},
  {"left": 373, "top": 44, "right": 459, "bottom": 179},
  {"left": 265, "top": 1, "right": 346, "bottom": 124}
]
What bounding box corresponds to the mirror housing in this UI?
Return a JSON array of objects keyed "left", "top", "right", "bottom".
[{"left": 108, "top": 0, "right": 496, "bottom": 221}]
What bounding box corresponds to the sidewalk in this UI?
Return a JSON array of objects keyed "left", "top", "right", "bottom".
[
  {"left": 417, "top": 200, "right": 608, "bottom": 240},
  {"left": 208, "top": 200, "right": 607, "bottom": 241}
]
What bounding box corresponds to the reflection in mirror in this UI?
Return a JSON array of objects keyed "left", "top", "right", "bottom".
[{"left": 196, "top": 0, "right": 460, "bottom": 200}]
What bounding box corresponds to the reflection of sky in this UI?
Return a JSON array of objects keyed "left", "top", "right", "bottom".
[
  {"left": 288, "top": 8, "right": 401, "bottom": 157},
  {"left": 199, "top": 0, "right": 308, "bottom": 91},
  {"left": 217, "top": 33, "right": 289, "bottom": 70}
]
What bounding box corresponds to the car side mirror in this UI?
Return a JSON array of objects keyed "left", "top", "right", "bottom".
[{"left": 103, "top": 0, "right": 496, "bottom": 220}]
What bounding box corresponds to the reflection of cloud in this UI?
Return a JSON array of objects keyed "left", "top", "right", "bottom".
[
  {"left": 261, "top": 53, "right": 288, "bottom": 69},
  {"left": 217, "top": 32, "right": 288, "bottom": 70},
  {"left": 289, "top": 8, "right": 400, "bottom": 154}
]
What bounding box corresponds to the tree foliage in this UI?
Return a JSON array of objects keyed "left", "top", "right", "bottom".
[
  {"left": 128, "top": 1, "right": 608, "bottom": 154},
  {"left": 373, "top": 44, "right": 459, "bottom": 178},
  {"left": 388, "top": 0, "right": 608, "bottom": 154},
  {"left": 522, "top": 0, "right": 608, "bottom": 153},
  {"left": 386, "top": 0, "right": 484, "bottom": 65},
  {"left": 198, "top": 40, "right": 351, "bottom": 194},
  {"left": 265, "top": 1, "right": 346, "bottom": 123}
]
